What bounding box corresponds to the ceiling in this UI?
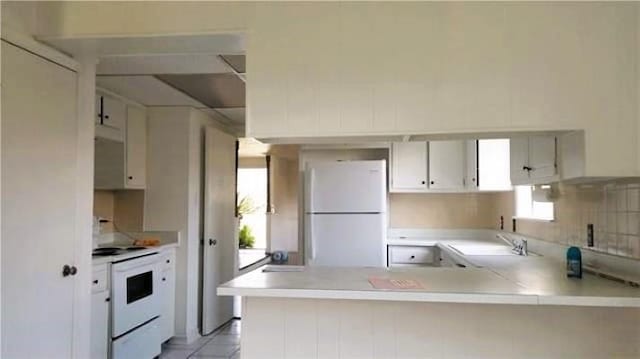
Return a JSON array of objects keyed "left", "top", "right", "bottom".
[{"left": 156, "top": 73, "right": 245, "bottom": 108}]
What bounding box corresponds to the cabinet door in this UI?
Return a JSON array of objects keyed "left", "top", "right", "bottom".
[
  {"left": 428, "top": 140, "right": 465, "bottom": 190},
  {"left": 160, "top": 265, "right": 176, "bottom": 342},
  {"left": 125, "top": 105, "right": 146, "bottom": 189},
  {"left": 102, "top": 95, "right": 126, "bottom": 131},
  {"left": 95, "top": 94, "right": 103, "bottom": 125},
  {"left": 391, "top": 142, "right": 428, "bottom": 191},
  {"left": 465, "top": 140, "right": 478, "bottom": 190},
  {"left": 95, "top": 92, "right": 125, "bottom": 142},
  {"left": 90, "top": 291, "right": 109, "bottom": 359},
  {"left": 509, "top": 137, "right": 530, "bottom": 184},
  {"left": 159, "top": 249, "right": 176, "bottom": 342},
  {"left": 528, "top": 135, "right": 557, "bottom": 179}
]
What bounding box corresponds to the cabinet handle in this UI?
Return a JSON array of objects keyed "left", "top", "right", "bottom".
[
  {"left": 162, "top": 277, "right": 166, "bottom": 282},
  {"left": 93, "top": 280, "right": 98, "bottom": 284},
  {"left": 128, "top": 176, "right": 133, "bottom": 180},
  {"left": 105, "top": 297, "right": 110, "bottom": 302},
  {"left": 166, "top": 259, "right": 170, "bottom": 264},
  {"left": 410, "top": 255, "right": 415, "bottom": 259},
  {"left": 430, "top": 181, "right": 435, "bottom": 185},
  {"left": 421, "top": 181, "right": 426, "bottom": 185},
  {"left": 522, "top": 166, "right": 532, "bottom": 172},
  {"left": 70, "top": 266, "right": 78, "bottom": 276}
]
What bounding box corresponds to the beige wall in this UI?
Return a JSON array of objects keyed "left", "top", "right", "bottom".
[
  {"left": 389, "top": 192, "right": 512, "bottom": 230},
  {"left": 93, "top": 190, "right": 144, "bottom": 233}
]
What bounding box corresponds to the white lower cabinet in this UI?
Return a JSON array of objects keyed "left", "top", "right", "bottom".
[
  {"left": 91, "top": 264, "right": 110, "bottom": 359},
  {"left": 388, "top": 246, "right": 438, "bottom": 267},
  {"left": 159, "top": 248, "right": 177, "bottom": 342}
]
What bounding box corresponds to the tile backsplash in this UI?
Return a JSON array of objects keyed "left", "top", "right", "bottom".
[
  {"left": 503, "top": 182, "right": 640, "bottom": 260},
  {"left": 389, "top": 181, "right": 640, "bottom": 260}
]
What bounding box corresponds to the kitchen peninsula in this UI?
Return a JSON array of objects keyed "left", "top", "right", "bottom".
[{"left": 219, "top": 231, "right": 640, "bottom": 359}]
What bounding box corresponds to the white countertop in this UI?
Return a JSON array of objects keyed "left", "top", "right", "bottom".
[{"left": 218, "top": 232, "right": 640, "bottom": 307}]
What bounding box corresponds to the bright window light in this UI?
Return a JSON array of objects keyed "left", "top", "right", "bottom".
[
  {"left": 515, "top": 185, "right": 554, "bottom": 221},
  {"left": 478, "top": 139, "right": 511, "bottom": 191}
]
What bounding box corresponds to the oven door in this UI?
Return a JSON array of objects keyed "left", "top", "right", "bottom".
[{"left": 112, "top": 254, "right": 161, "bottom": 337}]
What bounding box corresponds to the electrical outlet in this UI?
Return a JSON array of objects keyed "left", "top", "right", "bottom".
[{"left": 587, "top": 223, "right": 594, "bottom": 247}]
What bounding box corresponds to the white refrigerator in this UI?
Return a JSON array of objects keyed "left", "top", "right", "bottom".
[{"left": 304, "top": 160, "right": 387, "bottom": 267}]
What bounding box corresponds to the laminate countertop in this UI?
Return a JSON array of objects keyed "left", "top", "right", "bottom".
[{"left": 218, "top": 236, "right": 640, "bottom": 307}]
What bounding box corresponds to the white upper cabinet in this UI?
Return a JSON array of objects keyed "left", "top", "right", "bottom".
[
  {"left": 125, "top": 106, "right": 147, "bottom": 189},
  {"left": 390, "top": 139, "right": 502, "bottom": 193},
  {"left": 95, "top": 91, "right": 126, "bottom": 142},
  {"left": 510, "top": 135, "right": 558, "bottom": 185},
  {"left": 390, "top": 142, "right": 428, "bottom": 191},
  {"left": 428, "top": 140, "right": 466, "bottom": 190},
  {"left": 95, "top": 96, "right": 147, "bottom": 190}
]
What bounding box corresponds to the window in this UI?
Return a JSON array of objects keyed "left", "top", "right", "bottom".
[
  {"left": 515, "top": 185, "right": 554, "bottom": 221},
  {"left": 478, "top": 139, "right": 511, "bottom": 191}
]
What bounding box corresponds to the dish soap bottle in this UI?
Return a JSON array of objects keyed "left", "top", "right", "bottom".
[{"left": 566, "top": 246, "right": 582, "bottom": 278}]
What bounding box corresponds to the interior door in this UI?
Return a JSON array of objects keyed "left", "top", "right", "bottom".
[
  {"left": 1, "top": 41, "right": 78, "bottom": 358},
  {"left": 428, "top": 140, "right": 465, "bottom": 190},
  {"left": 202, "top": 126, "right": 237, "bottom": 335}
]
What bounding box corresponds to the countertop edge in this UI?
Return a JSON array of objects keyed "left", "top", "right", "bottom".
[{"left": 217, "top": 286, "right": 640, "bottom": 307}]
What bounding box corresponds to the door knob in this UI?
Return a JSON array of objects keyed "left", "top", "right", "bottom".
[
  {"left": 209, "top": 238, "right": 217, "bottom": 246},
  {"left": 62, "top": 265, "right": 77, "bottom": 277},
  {"left": 62, "top": 265, "right": 72, "bottom": 277}
]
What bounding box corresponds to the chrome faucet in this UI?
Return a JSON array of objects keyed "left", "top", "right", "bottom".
[{"left": 497, "top": 233, "right": 528, "bottom": 256}]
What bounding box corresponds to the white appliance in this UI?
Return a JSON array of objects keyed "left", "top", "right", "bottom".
[
  {"left": 111, "top": 253, "right": 162, "bottom": 358},
  {"left": 304, "top": 160, "right": 387, "bottom": 267}
]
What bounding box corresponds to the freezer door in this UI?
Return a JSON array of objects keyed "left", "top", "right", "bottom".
[
  {"left": 305, "top": 213, "right": 386, "bottom": 267},
  {"left": 306, "top": 160, "right": 387, "bottom": 213}
]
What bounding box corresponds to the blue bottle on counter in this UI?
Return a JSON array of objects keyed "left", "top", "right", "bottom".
[{"left": 566, "top": 246, "right": 582, "bottom": 278}]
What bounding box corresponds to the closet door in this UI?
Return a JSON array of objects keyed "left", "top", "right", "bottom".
[
  {"left": 202, "top": 126, "right": 237, "bottom": 334},
  {"left": 1, "top": 40, "right": 79, "bottom": 358}
]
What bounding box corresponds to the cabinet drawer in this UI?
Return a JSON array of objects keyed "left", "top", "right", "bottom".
[
  {"left": 92, "top": 268, "right": 108, "bottom": 293},
  {"left": 389, "top": 246, "right": 435, "bottom": 264}
]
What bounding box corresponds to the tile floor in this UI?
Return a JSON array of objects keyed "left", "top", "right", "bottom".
[{"left": 160, "top": 320, "right": 241, "bottom": 359}]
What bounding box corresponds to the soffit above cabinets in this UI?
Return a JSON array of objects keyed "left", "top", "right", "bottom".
[
  {"left": 155, "top": 73, "right": 245, "bottom": 108},
  {"left": 97, "top": 54, "right": 233, "bottom": 75},
  {"left": 42, "top": 33, "right": 245, "bottom": 58},
  {"left": 96, "top": 75, "right": 204, "bottom": 107},
  {"left": 219, "top": 55, "right": 246, "bottom": 73}
]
